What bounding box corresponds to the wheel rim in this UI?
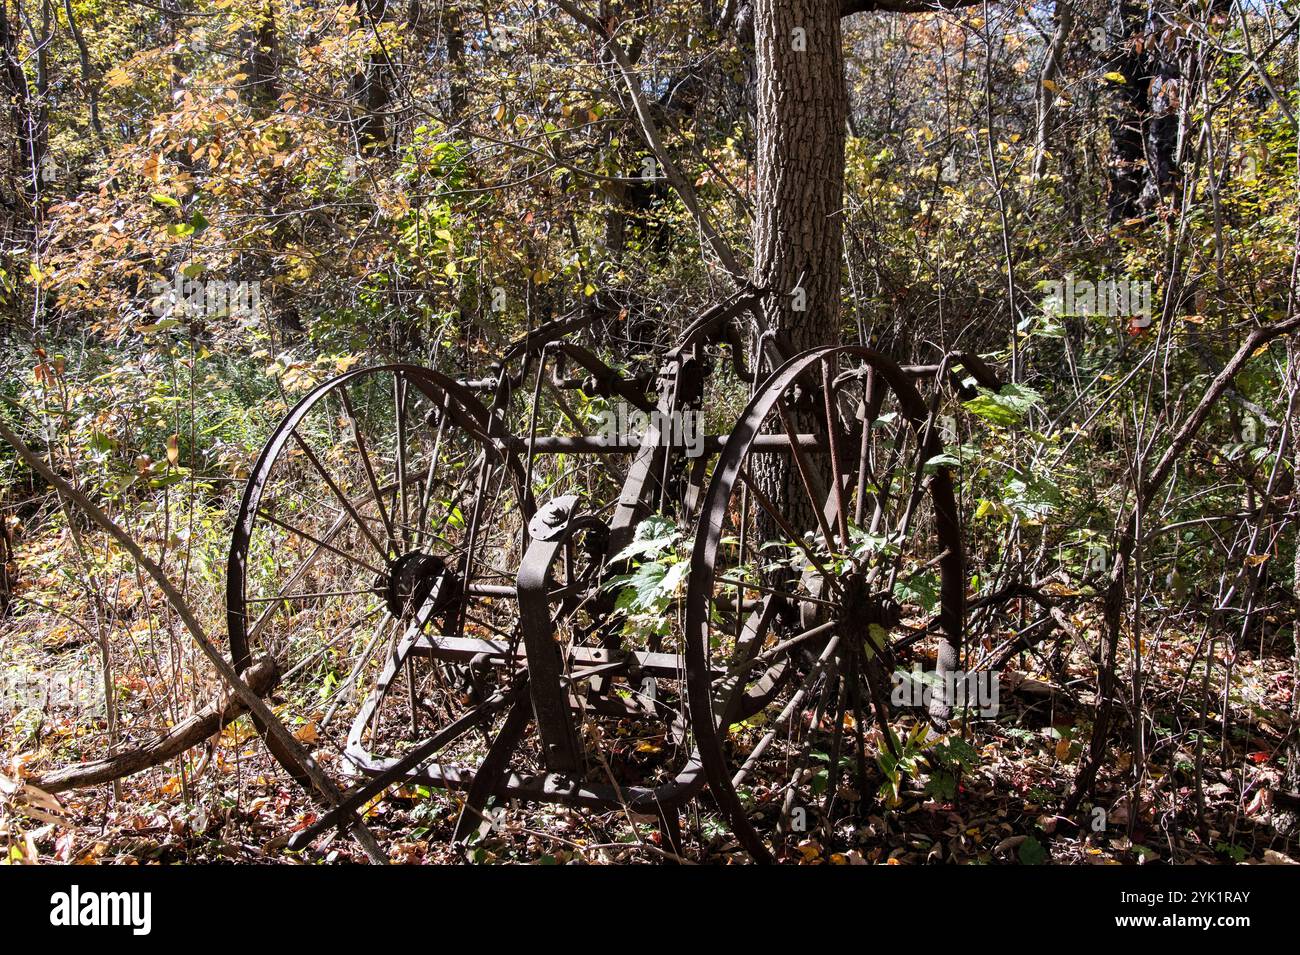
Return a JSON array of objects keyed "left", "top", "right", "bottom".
[
  {"left": 226, "top": 364, "right": 531, "bottom": 803},
  {"left": 685, "top": 346, "right": 964, "bottom": 862}
]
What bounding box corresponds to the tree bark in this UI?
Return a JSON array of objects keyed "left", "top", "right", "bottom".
[
  {"left": 749, "top": 0, "right": 847, "bottom": 584},
  {"left": 1103, "top": 0, "right": 1183, "bottom": 222},
  {"left": 241, "top": 4, "right": 281, "bottom": 111},
  {"left": 354, "top": 0, "right": 393, "bottom": 152},
  {"left": 752, "top": 0, "right": 846, "bottom": 356},
  {"left": 1031, "top": 1, "right": 1073, "bottom": 182}
]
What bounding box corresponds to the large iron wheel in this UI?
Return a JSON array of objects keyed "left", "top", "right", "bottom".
[
  {"left": 685, "top": 346, "right": 965, "bottom": 862},
  {"left": 226, "top": 364, "right": 532, "bottom": 813}
]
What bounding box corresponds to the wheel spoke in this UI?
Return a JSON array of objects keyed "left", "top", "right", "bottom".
[
  {"left": 290, "top": 430, "right": 388, "bottom": 558},
  {"left": 416, "top": 394, "right": 451, "bottom": 543},
  {"left": 737, "top": 467, "right": 841, "bottom": 594},
  {"left": 256, "top": 507, "right": 385, "bottom": 576},
  {"left": 714, "top": 576, "right": 838, "bottom": 609},
  {"left": 732, "top": 634, "right": 840, "bottom": 788},
  {"left": 393, "top": 371, "right": 410, "bottom": 549},
  {"left": 247, "top": 509, "right": 354, "bottom": 641},
  {"left": 338, "top": 382, "right": 398, "bottom": 554},
  {"left": 821, "top": 358, "right": 851, "bottom": 547},
  {"left": 774, "top": 398, "right": 839, "bottom": 558},
  {"left": 246, "top": 587, "right": 379, "bottom": 603}
]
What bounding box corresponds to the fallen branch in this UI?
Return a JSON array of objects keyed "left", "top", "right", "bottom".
[{"left": 31, "top": 657, "right": 279, "bottom": 795}]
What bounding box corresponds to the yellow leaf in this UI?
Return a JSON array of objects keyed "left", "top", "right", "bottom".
[
  {"left": 166, "top": 433, "right": 179, "bottom": 466},
  {"left": 1041, "top": 78, "right": 1060, "bottom": 94},
  {"left": 1103, "top": 72, "right": 1127, "bottom": 84},
  {"left": 797, "top": 840, "right": 822, "bottom": 861},
  {"left": 1244, "top": 554, "right": 1270, "bottom": 566}
]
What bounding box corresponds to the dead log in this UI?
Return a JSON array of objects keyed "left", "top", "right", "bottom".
[{"left": 29, "top": 657, "right": 279, "bottom": 794}]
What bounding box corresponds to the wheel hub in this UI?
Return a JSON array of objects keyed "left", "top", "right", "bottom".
[
  {"left": 840, "top": 571, "right": 901, "bottom": 630},
  {"left": 379, "top": 552, "right": 460, "bottom": 621}
]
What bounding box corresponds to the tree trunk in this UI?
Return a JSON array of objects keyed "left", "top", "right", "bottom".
[
  {"left": 752, "top": 0, "right": 845, "bottom": 357},
  {"left": 1104, "top": 0, "right": 1182, "bottom": 222},
  {"left": 1104, "top": 0, "right": 1149, "bottom": 222},
  {"left": 1031, "top": 1, "right": 1073, "bottom": 182},
  {"left": 750, "top": 0, "right": 846, "bottom": 566},
  {"left": 241, "top": 4, "right": 281, "bottom": 111},
  {"left": 354, "top": 0, "right": 393, "bottom": 152}
]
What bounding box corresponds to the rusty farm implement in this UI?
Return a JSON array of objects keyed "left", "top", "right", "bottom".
[{"left": 225, "top": 288, "right": 1001, "bottom": 862}]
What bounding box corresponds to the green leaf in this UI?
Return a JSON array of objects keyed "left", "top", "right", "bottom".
[
  {"left": 894, "top": 571, "right": 939, "bottom": 614},
  {"left": 1018, "top": 836, "right": 1049, "bottom": 865},
  {"left": 610, "top": 515, "right": 679, "bottom": 563},
  {"left": 924, "top": 452, "right": 960, "bottom": 473},
  {"left": 1002, "top": 468, "right": 1061, "bottom": 521},
  {"left": 963, "top": 383, "right": 1042, "bottom": 428}
]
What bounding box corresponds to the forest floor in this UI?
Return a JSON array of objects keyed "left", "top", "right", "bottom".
[{"left": 4, "top": 541, "right": 1298, "bottom": 865}]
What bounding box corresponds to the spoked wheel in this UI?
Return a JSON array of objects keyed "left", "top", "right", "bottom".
[
  {"left": 685, "top": 346, "right": 965, "bottom": 863},
  {"left": 226, "top": 364, "right": 532, "bottom": 811}
]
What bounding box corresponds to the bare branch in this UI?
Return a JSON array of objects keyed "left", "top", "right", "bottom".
[{"left": 552, "top": 0, "right": 746, "bottom": 281}]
